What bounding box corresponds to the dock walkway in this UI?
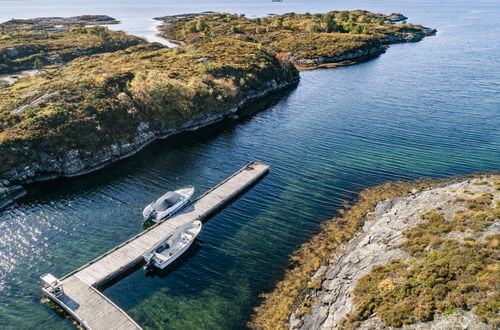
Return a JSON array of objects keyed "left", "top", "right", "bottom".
[{"left": 42, "top": 161, "right": 269, "bottom": 330}]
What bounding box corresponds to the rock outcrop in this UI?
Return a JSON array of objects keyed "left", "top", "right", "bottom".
[
  {"left": 292, "top": 44, "right": 386, "bottom": 67},
  {"left": 290, "top": 175, "right": 498, "bottom": 329},
  {"left": 0, "top": 78, "right": 298, "bottom": 208}
]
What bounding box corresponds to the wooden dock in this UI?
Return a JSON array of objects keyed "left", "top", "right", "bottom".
[{"left": 42, "top": 161, "right": 269, "bottom": 330}]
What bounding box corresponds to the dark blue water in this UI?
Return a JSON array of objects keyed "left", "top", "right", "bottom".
[{"left": 0, "top": 1, "right": 499, "bottom": 329}]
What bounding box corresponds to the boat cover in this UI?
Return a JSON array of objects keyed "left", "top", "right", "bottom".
[{"left": 152, "top": 191, "right": 181, "bottom": 211}]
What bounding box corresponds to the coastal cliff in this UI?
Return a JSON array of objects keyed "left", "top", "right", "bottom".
[
  {"left": 0, "top": 11, "right": 435, "bottom": 208},
  {"left": 0, "top": 21, "right": 298, "bottom": 208},
  {"left": 251, "top": 175, "right": 499, "bottom": 329}
]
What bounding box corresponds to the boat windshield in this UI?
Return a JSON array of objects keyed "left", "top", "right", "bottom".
[{"left": 156, "top": 244, "right": 169, "bottom": 253}]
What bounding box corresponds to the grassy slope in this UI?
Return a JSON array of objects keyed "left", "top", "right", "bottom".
[
  {"left": 158, "top": 11, "right": 432, "bottom": 67},
  {"left": 0, "top": 26, "right": 144, "bottom": 73},
  {"left": 343, "top": 183, "right": 499, "bottom": 328},
  {"left": 249, "top": 177, "right": 499, "bottom": 329},
  {"left": 0, "top": 34, "right": 297, "bottom": 179}
]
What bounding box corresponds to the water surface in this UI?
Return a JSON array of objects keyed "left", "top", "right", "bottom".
[{"left": 0, "top": 1, "right": 499, "bottom": 329}]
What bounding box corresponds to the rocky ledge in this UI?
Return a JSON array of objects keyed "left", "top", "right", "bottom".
[
  {"left": 0, "top": 78, "right": 299, "bottom": 209},
  {"left": 290, "top": 175, "right": 499, "bottom": 329},
  {"left": 294, "top": 28, "right": 436, "bottom": 68},
  {"left": 292, "top": 44, "right": 386, "bottom": 68}
]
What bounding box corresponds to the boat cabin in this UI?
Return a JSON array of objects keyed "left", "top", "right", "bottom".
[{"left": 152, "top": 191, "right": 181, "bottom": 211}]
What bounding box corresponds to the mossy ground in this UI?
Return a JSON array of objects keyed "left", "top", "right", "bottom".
[
  {"left": 249, "top": 178, "right": 442, "bottom": 329},
  {"left": 0, "top": 25, "right": 144, "bottom": 73}
]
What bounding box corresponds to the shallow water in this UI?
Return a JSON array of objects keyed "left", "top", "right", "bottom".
[{"left": 0, "top": 1, "right": 499, "bottom": 329}]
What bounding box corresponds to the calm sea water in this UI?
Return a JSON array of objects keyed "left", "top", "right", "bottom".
[{"left": 1, "top": 1, "right": 499, "bottom": 329}]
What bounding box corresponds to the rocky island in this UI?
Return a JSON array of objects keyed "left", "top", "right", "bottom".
[
  {"left": 0, "top": 15, "right": 299, "bottom": 208},
  {"left": 251, "top": 175, "right": 499, "bottom": 329},
  {"left": 155, "top": 10, "right": 436, "bottom": 69},
  {"left": 0, "top": 11, "right": 434, "bottom": 209}
]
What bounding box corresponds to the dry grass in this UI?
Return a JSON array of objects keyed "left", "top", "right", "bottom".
[
  {"left": 249, "top": 178, "right": 448, "bottom": 329},
  {"left": 0, "top": 37, "right": 298, "bottom": 178},
  {"left": 157, "top": 11, "right": 431, "bottom": 67},
  {"left": 341, "top": 179, "right": 499, "bottom": 328}
]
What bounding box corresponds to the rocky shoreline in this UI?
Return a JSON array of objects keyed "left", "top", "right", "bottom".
[
  {"left": 250, "top": 174, "right": 499, "bottom": 329},
  {"left": 291, "top": 175, "right": 498, "bottom": 329},
  {"left": 0, "top": 11, "right": 436, "bottom": 209},
  {"left": 154, "top": 12, "right": 436, "bottom": 70},
  {"left": 0, "top": 78, "right": 298, "bottom": 209},
  {"left": 294, "top": 27, "right": 436, "bottom": 69},
  {"left": 292, "top": 44, "right": 386, "bottom": 68}
]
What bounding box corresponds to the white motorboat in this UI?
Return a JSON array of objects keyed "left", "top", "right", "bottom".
[
  {"left": 143, "top": 220, "right": 202, "bottom": 269},
  {"left": 143, "top": 186, "right": 194, "bottom": 223}
]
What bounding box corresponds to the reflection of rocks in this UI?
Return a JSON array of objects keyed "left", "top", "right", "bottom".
[
  {"left": 0, "top": 77, "right": 299, "bottom": 209},
  {"left": 0, "top": 185, "right": 26, "bottom": 209},
  {"left": 291, "top": 176, "right": 498, "bottom": 329}
]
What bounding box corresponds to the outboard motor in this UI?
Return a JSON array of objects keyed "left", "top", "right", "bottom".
[{"left": 144, "top": 208, "right": 157, "bottom": 222}]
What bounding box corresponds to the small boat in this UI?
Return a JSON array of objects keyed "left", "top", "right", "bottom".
[
  {"left": 143, "top": 186, "right": 194, "bottom": 223},
  {"left": 143, "top": 220, "right": 202, "bottom": 269}
]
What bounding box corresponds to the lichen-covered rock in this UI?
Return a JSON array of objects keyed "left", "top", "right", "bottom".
[{"left": 291, "top": 176, "right": 498, "bottom": 329}]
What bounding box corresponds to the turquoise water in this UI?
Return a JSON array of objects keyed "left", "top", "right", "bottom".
[{"left": 1, "top": 1, "right": 499, "bottom": 329}]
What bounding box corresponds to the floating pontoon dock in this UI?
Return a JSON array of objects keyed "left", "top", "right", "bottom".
[{"left": 42, "top": 161, "right": 269, "bottom": 330}]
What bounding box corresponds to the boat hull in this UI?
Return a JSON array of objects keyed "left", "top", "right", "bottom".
[
  {"left": 142, "top": 186, "right": 194, "bottom": 223},
  {"left": 143, "top": 220, "right": 202, "bottom": 270},
  {"left": 153, "top": 239, "right": 195, "bottom": 269}
]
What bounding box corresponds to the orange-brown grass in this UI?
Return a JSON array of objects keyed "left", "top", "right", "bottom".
[
  {"left": 249, "top": 178, "right": 450, "bottom": 329},
  {"left": 341, "top": 178, "right": 499, "bottom": 328}
]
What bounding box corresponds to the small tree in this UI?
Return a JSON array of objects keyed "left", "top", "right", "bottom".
[
  {"left": 33, "top": 57, "right": 43, "bottom": 71},
  {"left": 196, "top": 18, "right": 207, "bottom": 32},
  {"left": 339, "top": 11, "right": 350, "bottom": 22}
]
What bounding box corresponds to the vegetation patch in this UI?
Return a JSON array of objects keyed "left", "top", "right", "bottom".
[
  {"left": 157, "top": 11, "right": 434, "bottom": 68},
  {"left": 249, "top": 178, "right": 449, "bottom": 329},
  {"left": 0, "top": 33, "right": 297, "bottom": 182},
  {"left": 0, "top": 23, "right": 143, "bottom": 73},
  {"left": 341, "top": 186, "right": 499, "bottom": 328}
]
